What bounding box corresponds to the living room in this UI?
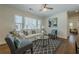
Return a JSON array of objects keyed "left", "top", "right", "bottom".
[{"left": 0, "top": 4, "right": 79, "bottom": 54}]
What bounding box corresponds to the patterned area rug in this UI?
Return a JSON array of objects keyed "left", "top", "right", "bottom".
[{"left": 26, "top": 39, "right": 62, "bottom": 54}]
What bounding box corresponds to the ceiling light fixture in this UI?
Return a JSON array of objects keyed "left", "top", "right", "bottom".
[
  {"left": 40, "top": 4, "right": 53, "bottom": 12},
  {"left": 43, "top": 8, "right": 47, "bottom": 12}
]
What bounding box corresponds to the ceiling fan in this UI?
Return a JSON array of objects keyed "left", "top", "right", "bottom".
[{"left": 40, "top": 4, "right": 53, "bottom": 12}]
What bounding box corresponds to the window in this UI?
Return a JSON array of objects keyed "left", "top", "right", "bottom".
[
  {"left": 24, "top": 17, "right": 41, "bottom": 29},
  {"left": 32, "top": 19, "right": 37, "bottom": 29},
  {"left": 37, "top": 20, "right": 41, "bottom": 29},
  {"left": 15, "top": 15, "right": 23, "bottom": 31},
  {"left": 15, "top": 15, "right": 41, "bottom": 31}
]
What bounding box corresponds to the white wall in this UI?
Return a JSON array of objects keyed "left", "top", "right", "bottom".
[
  {"left": 0, "top": 5, "right": 69, "bottom": 44},
  {"left": 0, "top": 5, "right": 43, "bottom": 45},
  {"left": 43, "top": 11, "right": 68, "bottom": 39}
]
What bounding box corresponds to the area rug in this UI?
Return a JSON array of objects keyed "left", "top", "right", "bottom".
[{"left": 26, "top": 39, "right": 62, "bottom": 54}]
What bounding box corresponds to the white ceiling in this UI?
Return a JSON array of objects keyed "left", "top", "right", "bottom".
[{"left": 7, "top": 4, "right": 79, "bottom": 17}]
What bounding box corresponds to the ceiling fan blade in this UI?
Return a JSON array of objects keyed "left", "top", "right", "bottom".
[
  {"left": 39, "top": 4, "right": 45, "bottom": 11},
  {"left": 46, "top": 7, "right": 53, "bottom": 10},
  {"left": 39, "top": 4, "right": 53, "bottom": 11}
]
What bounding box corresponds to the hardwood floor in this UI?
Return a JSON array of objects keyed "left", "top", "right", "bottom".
[
  {"left": 0, "top": 44, "right": 10, "bottom": 54},
  {"left": 56, "top": 39, "right": 76, "bottom": 54},
  {"left": 0, "top": 34, "right": 78, "bottom": 54}
]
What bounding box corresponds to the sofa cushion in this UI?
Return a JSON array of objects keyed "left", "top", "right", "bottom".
[{"left": 14, "top": 37, "right": 32, "bottom": 48}]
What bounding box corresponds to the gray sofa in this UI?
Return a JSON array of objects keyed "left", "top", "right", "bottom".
[{"left": 5, "top": 32, "right": 33, "bottom": 54}]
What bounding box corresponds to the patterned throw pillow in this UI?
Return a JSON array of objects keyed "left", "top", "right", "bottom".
[
  {"left": 32, "top": 30, "right": 36, "bottom": 34},
  {"left": 14, "top": 38, "right": 21, "bottom": 48},
  {"left": 23, "top": 31, "right": 28, "bottom": 35}
]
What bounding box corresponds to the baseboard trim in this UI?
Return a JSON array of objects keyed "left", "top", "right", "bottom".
[{"left": 0, "top": 43, "right": 7, "bottom": 46}]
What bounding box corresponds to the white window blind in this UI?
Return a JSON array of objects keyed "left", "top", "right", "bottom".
[
  {"left": 15, "top": 15, "right": 22, "bottom": 31},
  {"left": 24, "top": 17, "right": 41, "bottom": 29},
  {"left": 15, "top": 15, "right": 41, "bottom": 31}
]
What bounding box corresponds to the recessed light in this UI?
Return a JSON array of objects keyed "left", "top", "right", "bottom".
[{"left": 29, "top": 8, "right": 33, "bottom": 11}]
